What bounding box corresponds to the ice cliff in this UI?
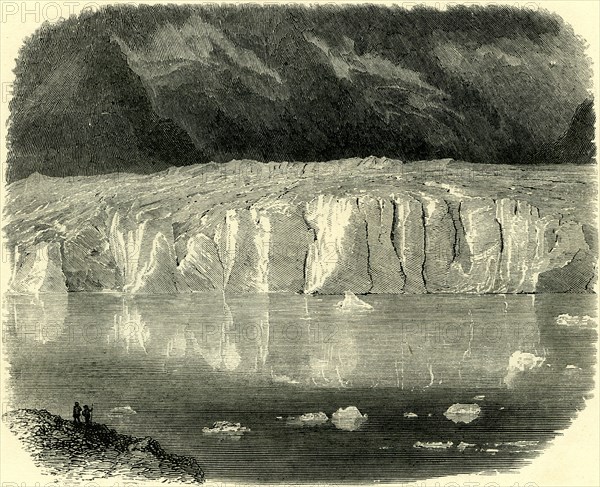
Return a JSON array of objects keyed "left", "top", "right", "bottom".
[{"left": 5, "top": 158, "right": 597, "bottom": 295}]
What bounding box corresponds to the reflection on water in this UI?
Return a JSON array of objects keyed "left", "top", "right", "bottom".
[
  {"left": 6, "top": 294, "right": 68, "bottom": 344},
  {"left": 111, "top": 300, "right": 150, "bottom": 353},
  {"left": 2, "top": 292, "right": 597, "bottom": 483}
]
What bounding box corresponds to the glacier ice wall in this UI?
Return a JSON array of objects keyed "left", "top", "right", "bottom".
[{"left": 7, "top": 192, "right": 596, "bottom": 295}]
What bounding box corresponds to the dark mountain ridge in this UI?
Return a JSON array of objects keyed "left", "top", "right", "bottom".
[{"left": 6, "top": 4, "right": 595, "bottom": 182}]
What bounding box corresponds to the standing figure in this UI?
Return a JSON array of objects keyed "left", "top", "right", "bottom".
[
  {"left": 73, "top": 402, "right": 82, "bottom": 424},
  {"left": 82, "top": 404, "right": 93, "bottom": 426}
]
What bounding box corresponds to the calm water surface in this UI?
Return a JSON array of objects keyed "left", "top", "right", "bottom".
[{"left": 3, "top": 293, "right": 597, "bottom": 483}]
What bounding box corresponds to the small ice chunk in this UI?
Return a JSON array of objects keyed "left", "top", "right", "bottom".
[
  {"left": 444, "top": 403, "right": 481, "bottom": 424},
  {"left": 504, "top": 351, "right": 545, "bottom": 388},
  {"left": 331, "top": 406, "right": 368, "bottom": 431},
  {"left": 507, "top": 351, "right": 546, "bottom": 372},
  {"left": 556, "top": 314, "right": 597, "bottom": 327},
  {"left": 565, "top": 365, "right": 579, "bottom": 369},
  {"left": 403, "top": 412, "right": 418, "bottom": 419},
  {"left": 413, "top": 441, "right": 453, "bottom": 449},
  {"left": 492, "top": 440, "right": 542, "bottom": 453},
  {"left": 299, "top": 412, "right": 328, "bottom": 422},
  {"left": 273, "top": 376, "right": 300, "bottom": 384},
  {"left": 202, "top": 421, "right": 250, "bottom": 437},
  {"left": 107, "top": 406, "right": 137, "bottom": 417},
  {"left": 472, "top": 395, "right": 485, "bottom": 401},
  {"left": 496, "top": 440, "right": 540, "bottom": 449},
  {"left": 286, "top": 412, "right": 328, "bottom": 426},
  {"left": 271, "top": 370, "right": 300, "bottom": 384},
  {"left": 337, "top": 291, "right": 373, "bottom": 311},
  {"left": 457, "top": 441, "right": 476, "bottom": 452}
]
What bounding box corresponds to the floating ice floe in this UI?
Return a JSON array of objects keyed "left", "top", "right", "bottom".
[
  {"left": 337, "top": 291, "right": 373, "bottom": 311},
  {"left": 403, "top": 412, "right": 418, "bottom": 419},
  {"left": 489, "top": 440, "right": 542, "bottom": 453},
  {"left": 413, "top": 441, "right": 453, "bottom": 450},
  {"left": 472, "top": 395, "right": 485, "bottom": 401},
  {"left": 444, "top": 403, "right": 481, "bottom": 424},
  {"left": 107, "top": 406, "right": 137, "bottom": 418},
  {"left": 495, "top": 440, "right": 540, "bottom": 450},
  {"left": 565, "top": 365, "right": 580, "bottom": 370},
  {"left": 457, "top": 441, "right": 476, "bottom": 452},
  {"left": 556, "top": 314, "right": 597, "bottom": 327},
  {"left": 286, "top": 412, "right": 328, "bottom": 426},
  {"left": 331, "top": 406, "right": 368, "bottom": 431},
  {"left": 503, "top": 351, "right": 545, "bottom": 388},
  {"left": 202, "top": 421, "right": 250, "bottom": 438},
  {"left": 270, "top": 370, "right": 300, "bottom": 385}
]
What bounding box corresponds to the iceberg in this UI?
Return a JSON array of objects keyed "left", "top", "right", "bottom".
[
  {"left": 403, "top": 412, "right": 418, "bottom": 419},
  {"left": 337, "top": 291, "right": 373, "bottom": 311},
  {"left": 331, "top": 406, "right": 368, "bottom": 431}
]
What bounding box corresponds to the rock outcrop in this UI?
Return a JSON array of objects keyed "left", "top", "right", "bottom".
[{"left": 3, "top": 409, "right": 204, "bottom": 483}]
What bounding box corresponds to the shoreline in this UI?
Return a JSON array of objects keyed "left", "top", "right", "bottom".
[{"left": 3, "top": 409, "right": 204, "bottom": 484}]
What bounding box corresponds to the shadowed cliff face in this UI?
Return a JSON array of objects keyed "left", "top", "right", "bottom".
[
  {"left": 6, "top": 5, "right": 595, "bottom": 182},
  {"left": 5, "top": 159, "right": 597, "bottom": 295}
]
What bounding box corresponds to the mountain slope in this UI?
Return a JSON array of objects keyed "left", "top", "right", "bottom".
[{"left": 7, "top": 5, "right": 595, "bottom": 182}]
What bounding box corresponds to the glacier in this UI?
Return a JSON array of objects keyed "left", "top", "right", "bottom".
[{"left": 5, "top": 158, "right": 597, "bottom": 295}]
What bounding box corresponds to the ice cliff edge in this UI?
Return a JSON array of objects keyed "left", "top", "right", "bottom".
[{"left": 5, "top": 158, "right": 597, "bottom": 295}]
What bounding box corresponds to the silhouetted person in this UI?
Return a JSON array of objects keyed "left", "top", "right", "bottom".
[
  {"left": 73, "top": 402, "right": 82, "bottom": 424},
  {"left": 82, "top": 405, "right": 93, "bottom": 425}
]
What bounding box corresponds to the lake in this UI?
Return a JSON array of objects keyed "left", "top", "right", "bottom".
[{"left": 3, "top": 292, "right": 597, "bottom": 484}]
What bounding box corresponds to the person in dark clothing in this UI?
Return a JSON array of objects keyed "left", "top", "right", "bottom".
[
  {"left": 73, "top": 402, "right": 82, "bottom": 424},
  {"left": 82, "top": 405, "right": 93, "bottom": 425}
]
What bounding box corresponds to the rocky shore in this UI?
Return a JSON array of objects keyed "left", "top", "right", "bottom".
[{"left": 3, "top": 409, "right": 204, "bottom": 484}]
